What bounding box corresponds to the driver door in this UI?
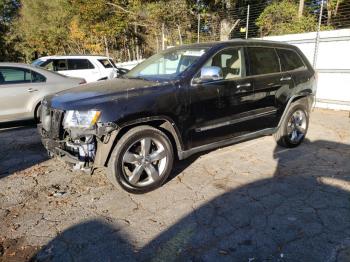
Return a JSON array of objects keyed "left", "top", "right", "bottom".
[{"left": 188, "top": 47, "right": 255, "bottom": 148}]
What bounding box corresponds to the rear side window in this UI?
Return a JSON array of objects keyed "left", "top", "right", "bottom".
[
  {"left": 277, "top": 49, "right": 306, "bottom": 71},
  {"left": 247, "top": 47, "right": 280, "bottom": 75},
  {"left": 31, "top": 71, "right": 46, "bottom": 83},
  {"left": 67, "top": 59, "right": 95, "bottom": 70},
  {"left": 0, "top": 67, "right": 32, "bottom": 85},
  {"left": 98, "top": 59, "right": 114, "bottom": 68}
]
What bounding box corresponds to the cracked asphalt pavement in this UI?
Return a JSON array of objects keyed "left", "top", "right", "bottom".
[{"left": 0, "top": 109, "right": 350, "bottom": 262}]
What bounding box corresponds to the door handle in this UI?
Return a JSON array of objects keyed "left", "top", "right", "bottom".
[
  {"left": 27, "top": 88, "right": 38, "bottom": 92},
  {"left": 237, "top": 83, "right": 251, "bottom": 88},
  {"left": 280, "top": 76, "right": 292, "bottom": 81}
]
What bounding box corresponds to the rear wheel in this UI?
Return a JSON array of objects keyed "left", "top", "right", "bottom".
[
  {"left": 274, "top": 104, "right": 309, "bottom": 148},
  {"left": 107, "top": 125, "right": 174, "bottom": 194}
]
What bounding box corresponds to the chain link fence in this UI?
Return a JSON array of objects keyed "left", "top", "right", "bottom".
[
  {"left": 149, "top": 1, "right": 350, "bottom": 110},
  {"left": 196, "top": 2, "right": 349, "bottom": 41}
]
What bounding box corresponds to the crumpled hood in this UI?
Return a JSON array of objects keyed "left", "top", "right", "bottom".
[{"left": 46, "top": 78, "right": 162, "bottom": 110}]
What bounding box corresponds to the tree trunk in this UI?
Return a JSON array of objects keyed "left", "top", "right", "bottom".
[
  {"left": 220, "top": 19, "right": 240, "bottom": 41},
  {"left": 177, "top": 25, "right": 182, "bottom": 45},
  {"left": 103, "top": 36, "right": 109, "bottom": 57},
  {"left": 156, "top": 35, "right": 159, "bottom": 53},
  {"left": 327, "top": 1, "right": 332, "bottom": 26},
  {"left": 161, "top": 23, "right": 165, "bottom": 50},
  {"left": 127, "top": 48, "right": 131, "bottom": 61},
  {"left": 334, "top": 0, "right": 341, "bottom": 17},
  {"left": 298, "top": 0, "right": 304, "bottom": 18},
  {"left": 134, "top": 23, "right": 139, "bottom": 60},
  {"left": 327, "top": 9, "right": 332, "bottom": 26}
]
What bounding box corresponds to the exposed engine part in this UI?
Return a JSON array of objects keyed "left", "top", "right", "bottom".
[
  {"left": 65, "top": 135, "right": 96, "bottom": 164},
  {"left": 78, "top": 141, "right": 96, "bottom": 162}
]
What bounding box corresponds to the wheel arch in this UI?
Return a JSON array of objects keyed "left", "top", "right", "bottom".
[
  {"left": 94, "top": 116, "right": 184, "bottom": 167},
  {"left": 277, "top": 93, "right": 313, "bottom": 129},
  {"left": 34, "top": 102, "right": 41, "bottom": 119}
]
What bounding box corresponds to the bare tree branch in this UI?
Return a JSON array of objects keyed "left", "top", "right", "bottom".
[{"left": 106, "top": 2, "right": 135, "bottom": 15}]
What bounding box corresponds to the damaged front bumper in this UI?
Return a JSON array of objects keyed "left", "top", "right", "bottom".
[
  {"left": 38, "top": 120, "right": 118, "bottom": 173},
  {"left": 39, "top": 125, "right": 97, "bottom": 171}
]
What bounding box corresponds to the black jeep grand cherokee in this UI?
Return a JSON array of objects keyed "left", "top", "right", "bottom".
[{"left": 39, "top": 40, "right": 315, "bottom": 193}]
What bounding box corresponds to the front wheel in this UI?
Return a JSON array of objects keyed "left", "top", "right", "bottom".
[
  {"left": 107, "top": 125, "right": 174, "bottom": 194},
  {"left": 274, "top": 104, "right": 309, "bottom": 148}
]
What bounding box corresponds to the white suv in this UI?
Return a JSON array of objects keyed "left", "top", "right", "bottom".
[{"left": 32, "top": 55, "right": 118, "bottom": 83}]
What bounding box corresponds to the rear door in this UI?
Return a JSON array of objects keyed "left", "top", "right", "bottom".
[
  {"left": 98, "top": 58, "right": 118, "bottom": 79},
  {"left": 247, "top": 46, "right": 294, "bottom": 129},
  {"left": 276, "top": 48, "right": 311, "bottom": 90},
  {"left": 65, "top": 59, "right": 99, "bottom": 83}
]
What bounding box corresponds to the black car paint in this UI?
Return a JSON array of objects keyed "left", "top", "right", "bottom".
[{"left": 40, "top": 40, "right": 315, "bottom": 165}]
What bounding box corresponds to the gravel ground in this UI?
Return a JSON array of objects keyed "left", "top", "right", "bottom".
[{"left": 0, "top": 109, "right": 350, "bottom": 262}]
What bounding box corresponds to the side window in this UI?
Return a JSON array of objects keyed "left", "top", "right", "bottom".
[
  {"left": 277, "top": 49, "right": 306, "bottom": 71},
  {"left": 98, "top": 59, "right": 113, "bottom": 68},
  {"left": 67, "top": 59, "right": 95, "bottom": 70},
  {"left": 0, "top": 67, "right": 32, "bottom": 85},
  {"left": 53, "top": 59, "right": 68, "bottom": 71},
  {"left": 247, "top": 47, "right": 280, "bottom": 75},
  {"left": 31, "top": 71, "right": 46, "bottom": 83},
  {"left": 200, "top": 47, "right": 245, "bottom": 80}
]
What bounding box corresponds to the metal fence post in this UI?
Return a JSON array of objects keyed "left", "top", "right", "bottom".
[
  {"left": 312, "top": 0, "right": 325, "bottom": 109},
  {"left": 197, "top": 0, "right": 200, "bottom": 43},
  {"left": 197, "top": 14, "right": 200, "bottom": 43},
  {"left": 313, "top": 0, "right": 324, "bottom": 68},
  {"left": 246, "top": 5, "right": 250, "bottom": 39}
]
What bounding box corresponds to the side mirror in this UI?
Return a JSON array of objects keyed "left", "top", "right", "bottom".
[{"left": 194, "top": 66, "right": 223, "bottom": 84}]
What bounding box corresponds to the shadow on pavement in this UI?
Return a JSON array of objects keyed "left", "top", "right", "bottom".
[
  {"left": 0, "top": 120, "right": 37, "bottom": 129},
  {"left": 0, "top": 121, "right": 48, "bottom": 177},
  {"left": 30, "top": 139, "right": 350, "bottom": 261}
]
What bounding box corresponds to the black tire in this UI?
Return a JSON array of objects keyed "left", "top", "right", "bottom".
[
  {"left": 34, "top": 103, "right": 42, "bottom": 123},
  {"left": 107, "top": 125, "right": 174, "bottom": 194},
  {"left": 274, "top": 103, "right": 309, "bottom": 148}
]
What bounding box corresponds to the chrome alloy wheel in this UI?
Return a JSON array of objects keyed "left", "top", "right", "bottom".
[
  {"left": 122, "top": 137, "right": 168, "bottom": 187},
  {"left": 287, "top": 109, "right": 307, "bottom": 144}
]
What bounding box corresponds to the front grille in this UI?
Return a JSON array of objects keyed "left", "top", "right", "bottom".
[{"left": 42, "top": 106, "right": 64, "bottom": 139}]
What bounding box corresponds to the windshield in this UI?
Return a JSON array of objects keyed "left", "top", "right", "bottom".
[
  {"left": 32, "top": 59, "right": 46, "bottom": 66},
  {"left": 124, "top": 47, "right": 208, "bottom": 80}
]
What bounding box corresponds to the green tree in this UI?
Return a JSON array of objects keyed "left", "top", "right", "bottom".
[
  {"left": 326, "top": 0, "right": 344, "bottom": 26},
  {"left": 0, "top": 0, "right": 21, "bottom": 61},
  {"left": 12, "top": 0, "right": 72, "bottom": 61},
  {"left": 68, "top": 0, "right": 129, "bottom": 56},
  {"left": 256, "top": 0, "right": 330, "bottom": 36}
]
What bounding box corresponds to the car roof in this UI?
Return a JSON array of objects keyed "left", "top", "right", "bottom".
[
  {"left": 166, "top": 39, "right": 297, "bottom": 50},
  {"left": 36, "top": 55, "right": 112, "bottom": 60},
  {"left": 0, "top": 62, "right": 39, "bottom": 69},
  {"left": 0, "top": 62, "right": 81, "bottom": 81}
]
